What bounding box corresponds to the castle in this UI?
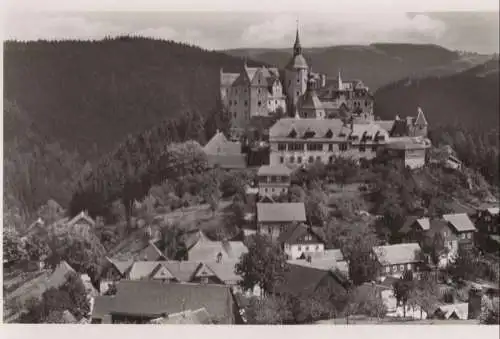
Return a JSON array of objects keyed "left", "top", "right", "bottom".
[{"left": 218, "top": 26, "right": 431, "bottom": 169}]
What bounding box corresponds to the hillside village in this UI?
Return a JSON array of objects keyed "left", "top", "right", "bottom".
[{"left": 3, "top": 27, "right": 500, "bottom": 325}]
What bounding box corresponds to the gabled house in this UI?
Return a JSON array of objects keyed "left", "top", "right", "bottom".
[
  {"left": 257, "top": 165, "right": 292, "bottom": 198},
  {"left": 203, "top": 130, "right": 246, "bottom": 169},
  {"left": 277, "top": 223, "right": 325, "bottom": 259},
  {"left": 99, "top": 257, "right": 134, "bottom": 292},
  {"left": 373, "top": 243, "right": 423, "bottom": 278},
  {"left": 256, "top": 202, "right": 307, "bottom": 240},
  {"left": 91, "top": 280, "right": 242, "bottom": 324},
  {"left": 442, "top": 213, "right": 477, "bottom": 250}
]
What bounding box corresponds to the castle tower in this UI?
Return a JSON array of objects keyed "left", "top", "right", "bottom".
[{"left": 284, "top": 23, "right": 309, "bottom": 115}]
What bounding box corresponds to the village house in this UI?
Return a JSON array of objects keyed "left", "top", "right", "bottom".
[
  {"left": 286, "top": 249, "right": 349, "bottom": 278},
  {"left": 91, "top": 280, "right": 242, "bottom": 324},
  {"left": 474, "top": 206, "right": 500, "bottom": 235},
  {"left": 203, "top": 130, "right": 246, "bottom": 169},
  {"left": 98, "top": 257, "right": 134, "bottom": 292},
  {"left": 442, "top": 213, "right": 477, "bottom": 251},
  {"left": 257, "top": 164, "right": 292, "bottom": 198},
  {"left": 381, "top": 136, "right": 431, "bottom": 169},
  {"left": 256, "top": 202, "right": 307, "bottom": 240},
  {"left": 373, "top": 243, "right": 423, "bottom": 278},
  {"left": 277, "top": 223, "right": 325, "bottom": 259}
]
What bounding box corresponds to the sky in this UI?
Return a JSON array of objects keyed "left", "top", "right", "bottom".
[{"left": 2, "top": 1, "right": 499, "bottom": 53}]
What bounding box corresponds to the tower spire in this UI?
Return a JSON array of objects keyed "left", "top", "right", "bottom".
[{"left": 293, "top": 19, "right": 302, "bottom": 56}]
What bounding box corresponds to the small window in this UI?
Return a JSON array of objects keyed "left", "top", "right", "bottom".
[
  {"left": 399, "top": 265, "right": 405, "bottom": 271},
  {"left": 264, "top": 188, "right": 268, "bottom": 193},
  {"left": 244, "top": 100, "right": 248, "bottom": 106},
  {"left": 315, "top": 245, "right": 319, "bottom": 251},
  {"left": 461, "top": 233, "right": 466, "bottom": 239},
  {"left": 308, "top": 156, "right": 314, "bottom": 163},
  {"left": 328, "top": 144, "right": 333, "bottom": 151},
  {"left": 290, "top": 156, "right": 295, "bottom": 163},
  {"left": 296, "top": 91, "right": 300, "bottom": 96},
  {"left": 443, "top": 231, "right": 447, "bottom": 237},
  {"left": 385, "top": 266, "right": 391, "bottom": 273},
  {"left": 258, "top": 101, "right": 262, "bottom": 107},
  {"left": 298, "top": 246, "right": 302, "bottom": 251},
  {"left": 271, "top": 188, "right": 275, "bottom": 193},
  {"left": 359, "top": 145, "right": 366, "bottom": 152},
  {"left": 297, "top": 156, "right": 302, "bottom": 163},
  {"left": 407, "top": 263, "right": 412, "bottom": 270},
  {"left": 305, "top": 246, "right": 309, "bottom": 251},
  {"left": 280, "top": 156, "right": 284, "bottom": 164},
  {"left": 466, "top": 233, "right": 472, "bottom": 239}
]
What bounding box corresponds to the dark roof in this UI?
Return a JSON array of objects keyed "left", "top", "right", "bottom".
[
  {"left": 399, "top": 216, "right": 419, "bottom": 234},
  {"left": 269, "top": 118, "right": 347, "bottom": 141},
  {"left": 206, "top": 154, "right": 247, "bottom": 169},
  {"left": 92, "top": 296, "right": 115, "bottom": 320},
  {"left": 108, "top": 281, "right": 237, "bottom": 323},
  {"left": 257, "top": 202, "right": 306, "bottom": 223},
  {"left": 276, "top": 263, "right": 348, "bottom": 296},
  {"left": 286, "top": 54, "right": 308, "bottom": 70},
  {"left": 277, "top": 223, "right": 325, "bottom": 244}
]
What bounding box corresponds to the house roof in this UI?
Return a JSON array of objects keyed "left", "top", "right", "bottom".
[
  {"left": 67, "top": 211, "right": 95, "bottom": 227},
  {"left": 186, "top": 230, "right": 248, "bottom": 262},
  {"left": 277, "top": 223, "right": 325, "bottom": 245},
  {"left": 486, "top": 207, "right": 499, "bottom": 215},
  {"left": 350, "top": 123, "right": 390, "bottom": 140},
  {"left": 206, "top": 154, "right": 247, "bottom": 169},
  {"left": 204, "top": 261, "right": 241, "bottom": 283},
  {"left": 257, "top": 165, "right": 293, "bottom": 176},
  {"left": 297, "top": 82, "right": 324, "bottom": 110},
  {"left": 139, "top": 241, "right": 166, "bottom": 261},
  {"left": 276, "top": 263, "right": 348, "bottom": 296},
  {"left": 106, "top": 257, "right": 134, "bottom": 275},
  {"left": 150, "top": 308, "right": 212, "bottom": 324},
  {"left": 385, "top": 136, "right": 432, "bottom": 150},
  {"left": 92, "top": 296, "right": 115, "bottom": 320},
  {"left": 220, "top": 72, "right": 240, "bottom": 87},
  {"left": 47, "top": 261, "right": 76, "bottom": 289},
  {"left": 269, "top": 118, "right": 347, "bottom": 140},
  {"left": 443, "top": 213, "right": 477, "bottom": 232},
  {"left": 373, "top": 243, "right": 422, "bottom": 266},
  {"left": 108, "top": 281, "right": 237, "bottom": 323},
  {"left": 286, "top": 258, "right": 349, "bottom": 275},
  {"left": 203, "top": 131, "right": 242, "bottom": 155},
  {"left": 126, "top": 261, "right": 165, "bottom": 280},
  {"left": 433, "top": 303, "right": 469, "bottom": 320},
  {"left": 399, "top": 216, "right": 419, "bottom": 234},
  {"left": 256, "top": 202, "right": 306, "bottom": 223},
  {"left": 163, "top": 261, "right": 203, "bottom": 282}
]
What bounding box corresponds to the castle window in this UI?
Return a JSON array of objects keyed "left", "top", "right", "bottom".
[
  {"left": 308, "top": 156, "right": 314, "bottom": 163},
  {"left": 278, "top": 143, "right": 286, "bottom": 151},
  {"left": 290, "top": 156, "right": 295, "bottom": 163},
  {"left": 233, "top": 112, "right": 236, "bottom": 118},
  {"left": 275, "top": 100, "right": 278, "bottom": 104},
  {"left": 258, "top": 101, "right": 262, "bottom": 107},
  {"left": 280, "top": 156, "right": 284, "bottom": 164},
  {"left": 244, "top": 100, "right": 248, "bottom": 106},
  {"left": 297, "top": 156, "right": 302, "bottom": 163},
  {"left": 258, "top": 89, "right": 261, "bottom": 94},
  {"left": 329, "top": 156, "right": 334, "bottom": 164},
  {"left": 297, "top": 78, "right": 300, "bottom": 83},
  {"left": 359, "top": 145, "right": 366, "bottom": 152},
  {"left": 371, "top": 145, "right": 377, "bottom": 152},
  {"left": 325, "top": 129, "right": 333, "bottom": 138},
  {"left": 328, "top": 144, "right": 334, "bottom": 152},
  {"left": 296, "top": 91, "right": 300, "bottom": 96}
]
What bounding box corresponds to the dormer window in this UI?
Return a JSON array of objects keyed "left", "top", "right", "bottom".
[
  {"left": 325, "top": 129, "right": 333, "bottom": 138},
  {"left": 288, "top": 129, "right": 298, "bottom": 138},
  {"left": 303, "top": 130, "right": 316, "bottom": 139},
  {"left": 216, "top": 252, "right": 223, "bottom": 263}
]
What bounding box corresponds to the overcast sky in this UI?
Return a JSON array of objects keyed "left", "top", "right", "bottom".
[{"left": 3, "top": 10, "right": 499, "bottom": 53}]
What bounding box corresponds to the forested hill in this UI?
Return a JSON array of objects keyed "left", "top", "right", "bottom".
[
  {"left": 3, "top": 37, "right": 264, "bottom": 158},
  {"left": 374, "top": 57, "right": 500, "bottom": 133},
  {"left": 225, "top": 43, "right": 492, "bottom": 90}
]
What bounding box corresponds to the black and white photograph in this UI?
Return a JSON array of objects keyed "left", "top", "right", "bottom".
[{"left": 2, "top": 0, "right": 499, "bottom": 331}]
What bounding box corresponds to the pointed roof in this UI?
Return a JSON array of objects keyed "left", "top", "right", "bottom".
[
  {"left": 293, "top": 25, "right": 302, "bottom": 56},
  {"left": 415, "top": 107, "right": 428, "bottom": 126},
  {"left": 67, "top": 211, "right": 95, "bottom": 227},
  {"left": 338, "top": 70, "right": 343, "bottom": 90},
  {"left": 297, "top": 78, "right": 324, "bottom": 111},
  {"left": 151, "top": 264, "right": 176, "bottom": 280}
]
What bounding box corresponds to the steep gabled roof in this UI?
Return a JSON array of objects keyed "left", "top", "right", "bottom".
[
  {"left": 443, "top": 213, "right": 477, "bottom": 232},
  {"left": 220, "top": 72, "right": 240, "bottom": 87},
  {"left": 47, "top": 261, "right": 76, "bottom": 289},
  {"left": 66, "top": 211, "right": 95, "bottom": 227},
  {"left": 126, "top": 261, "right": 164, "bottom": 280}
]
